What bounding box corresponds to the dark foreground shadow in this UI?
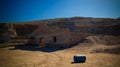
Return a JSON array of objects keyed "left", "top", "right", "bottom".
[{"left": 9, "top": 45, "right": 66, "bottom": 52}]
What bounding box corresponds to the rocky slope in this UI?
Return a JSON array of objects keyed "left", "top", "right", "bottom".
[{"left": 15, "top": 17, "right": 120, "bottom": 35}]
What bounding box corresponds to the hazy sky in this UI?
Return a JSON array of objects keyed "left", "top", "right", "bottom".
[{"left": 0, "top": 0, "right": 120, "bottom": 22}]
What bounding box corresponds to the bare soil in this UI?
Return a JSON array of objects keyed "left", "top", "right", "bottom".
[{"left": 0, "top": 43, "right": 120, "bottom": 67}]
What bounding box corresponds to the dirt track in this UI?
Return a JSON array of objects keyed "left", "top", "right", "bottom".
[{"left": 0, "top": 44, "right": 120, "bottom": 67}]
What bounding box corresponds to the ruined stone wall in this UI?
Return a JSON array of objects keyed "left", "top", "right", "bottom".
[{"left": 34, "top": 31, "right": 70, "bottom": 47}]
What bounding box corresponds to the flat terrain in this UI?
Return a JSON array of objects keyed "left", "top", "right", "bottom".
[{"left": 0, "top": 43, "right": 120, "bottom": 67}]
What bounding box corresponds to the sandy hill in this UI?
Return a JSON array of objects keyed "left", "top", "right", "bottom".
[{"left": 1, "top": 16, "right": 120, "bottom": 36}]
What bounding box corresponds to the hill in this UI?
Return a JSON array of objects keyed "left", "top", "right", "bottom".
[
  {"left": 0, "top": 16, "right": 120, "bottom": 43},
  {"left": 1, "top": 17, "right": 120, "bottom": 35}
]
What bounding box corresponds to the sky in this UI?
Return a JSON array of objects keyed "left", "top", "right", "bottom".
[{"left": 0, "top": 0, "right": 120, "bottom": 22}]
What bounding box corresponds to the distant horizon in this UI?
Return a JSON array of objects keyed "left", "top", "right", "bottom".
[
  {"left": 0, "top": 0, "right": 120, "bottom": 22},
  {"left": 1, "top": 15, "right": 120, "bottom": 23},
  {"left": 1, "top": 16, "right": 119, "bottom": 23}
]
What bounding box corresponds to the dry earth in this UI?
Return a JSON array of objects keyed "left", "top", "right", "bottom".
[{"left": 0, "top": 43, "right": 120, "bottom": 67}]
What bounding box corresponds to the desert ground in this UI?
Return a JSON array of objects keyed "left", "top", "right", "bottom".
[{"left": 0, "top": 43, "right": 120, "bottom": 67}]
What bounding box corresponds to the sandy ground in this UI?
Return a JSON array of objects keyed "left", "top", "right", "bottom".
[{"left": 0, "top": 44, "right": 120, "bottom": 67}]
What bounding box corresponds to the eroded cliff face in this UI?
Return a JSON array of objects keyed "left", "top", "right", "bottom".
[
  {"left": 14, "top": 24, "right": 38, "bottom": 36},
  {"left": 0, "top": 23, "right": 17, "bottom": 42}
]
